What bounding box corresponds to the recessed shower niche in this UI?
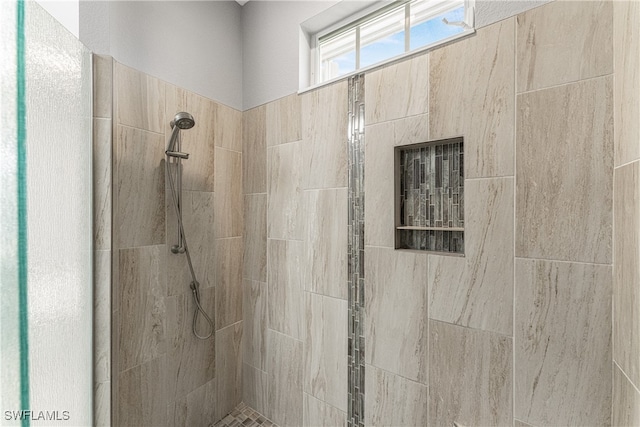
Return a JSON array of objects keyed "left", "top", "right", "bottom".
[{"left": 395, "top": 137, "right": 464, "bottom": 254}]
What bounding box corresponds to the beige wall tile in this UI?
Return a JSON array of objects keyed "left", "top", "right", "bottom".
[
  {"left": 94, "top": 381, "right": 111, "bottom": 427},
  {"left": 267, "top": 239, "right": 304, "bottom": 340},
  {"left": 365, "top": 53, "right": 429, "bottom": 124},
  {"left": 95, "top": 250, "right": 111, "bottom": 383},
  {"left": 302, "top": 81, "right": 348, "bottom": 189},
  {"left": 365, "top": 364, "right": 428, "bottom": 427},
  {"left": 614, "top": 161, "right": 640, "bottom": 388},
  {"left": 216, "top": 321, "right": 243, "bottom": 420},
  {"left": 267, "top": 142, "right": 304, "bottom": 240},
  {"left": 243, "top": 105, "right": 267, "bottom": 194},
  {"left": 514, "top": 420, "right": 534, "bottom": 427},
  {"left": 514, "top": 259, "right": 611, "bottom": 426},
  {"left": 430, "top": 19, "right": 515, "bottom": 178},
  {"left": 429, "top": 320, "right": 512, "bottom": 427},
  {"left": 215, "top": 147, "right": 243, "bottom": 238},
  {"left": 365, "top": 247, "right": 428, "bottom": 384},
  {"left": 429, "top": 177, "right": 514, "bottom": 336},
  {"left": 119, "top": 246, "right": 166, "bottom": 372},
  {"left": 243, "top": 280, "right": 267, "bottom": 371},
  {"left": 516, "top": 77, "right": 613, "bottom": 264},
  {"left": 93, "top": 54, "right": 113, "bottom": 119},
  {"left": 304, "top": 189, "right": 348, "bottom": 299},
  {"left": 393, "top": 113, "right": 429, "bottom": 146},
  {"left": 216, "top": 237, "right": 243, "bottom": 329},
  {"left": 214, "top": 102, "right": 242, "bottom": 152},
  {"left": 266, "top": 93, "right": 301, "bottom": 146},
  {"left": 169, "top": 379, "right": 217, "bottom": 427},
  {"left": 243, "top": 194, "right": 267, "bottom": 282},
  {"left": 303, "top": 292, "right": 348, "bottom": 412},
  {"left": 243, "top": 363, "right": 269, "bottom": 416},
  {"left": 517, "top": 0, "right": 613, "bottom": 93},
  {"left": 93, "top": 118, "right": 112, "bottom": 250},
  {"left": 266, "top": 330, "right": 303, "bottom": 427},
  {"left": 116, "top": 125, "right": 165, "bottom": 248},
  {"left": 116, "top": 62, "right": 165, "bottom": 133},
  {"left": 303, "top": 393, "right": 346, "bottom": 427},
  {"left": 117, "top": 356, "right": 167, "bottom": 427},
  {"left": 613, "top": 363, "right": 640, "bottom": 427}
]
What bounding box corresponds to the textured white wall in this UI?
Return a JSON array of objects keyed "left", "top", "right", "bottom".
[{"left": 37, "top": 0, "right": 79, "bottom": 37}]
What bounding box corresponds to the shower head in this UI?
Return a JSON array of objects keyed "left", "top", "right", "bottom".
[
  {"left": 166, "top": 112, "right": 195, "bottom": 158},
  {"left": 171, "top": 112, "right": 195, "bottom": 130}
]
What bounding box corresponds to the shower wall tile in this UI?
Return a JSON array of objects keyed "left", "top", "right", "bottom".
[
  {"left": 93, "top": 118, "right": 112, "bottom": 250},
  {"left": 304, "top": 189, "right": 348, "bottom": 300},
  {"left": 95, "top": 250, "right": 111, "bottom": 383},
  {"left": 393, "top": 113, "right": 429, "bottom": 146},
  {"left": 302, "top": 81, "right": 348, "bottom": 189},
  {"left": 303, "top": 292, "right": 348, "bottom": 411},
  {"left": 214, "top": 103, "right": 242, "bottom": 152},
  {"left": 614, "top": 1, "right": 640, "bottom": 167},
  {"left": 266, "top": 330, "right": 303, "bottom": 427},
  {"left": 514, "top": 259, "right": 611, "bottom": 427},
  {"left": 429, "top": 18, "right": 515, "bottom": 178},
  {"left": 215, "top": 321, "right": 243, "bottom": 420},
  {"left": 215, "top": 237, "right": 243, "bottom": 329},
  {"left": 243, "top": 105, "right": 267, "bottom": 194},
  {"left": 93, "top": 54, "right": 112, "bottom": 119},
  {"left": 613, "top": 363, "right": 640, "bottom": 427},
  {"left": 117, "top": 356, "right": 167, "bottom": 427},
  {"left": 303, "top": 392, "right": 346, "bottom": 427},
  {"left": 364, "top": 364, "right": 428, "bottom": 427},
  {"left": 267, "top": 142, "right": 304, "bottom": 240},
  {"left": 116, "top": 125, "right": 166, "bottom": 247},
  {"left": 243, "top": 363, "right": 269, "bottom": 416},
  {"left": 514, "top": 420, "right": 535, "bottom": 427},
  {"left": 516, "top": 0, "right": 613, "bottom": 93},
  {"left": 94, "top": 381, "right": 111, "bottom": 426},
  {"left": 267, "top": 239, "right": 304, "bottom": 340},
  {"left": 516, "top": 76, "right": 613, "bottom": 264},
  {"left": 165, "top": 288, "right": 216, "bottom": 401},
  {"left": 169, "top": 378, "right": 217, "bottom": 427},
  {"left": 243, "top": 194, "right": 267, "bottom": 282},
  {"left": 365, "top": 53, "right": 429, "bottom": 124},
  {"left": 165, "top": 85, "right": 216, "bottom": 192},
  {"left": 614, "top": 161, "right": 640, "bottom": 388},
  {"left": 266, "top": 93, "right": 301, "bottom": 146},
  {"left": 429, "top": 320, "right": 512, "bottom": 427},
  {"left": 215, "top": 147, "right": 243, "bottom": 238},
  {"left": 118, "top": 246, "right": 167, "bottom": 372},
  {"left": 116, "top": 62, "right": 165, "bottom": 134},
  {"left": 364, "top": 247, "right": 428, "bottom": 384},
  {"left": 166, "top": 191, "right": 215, "bottom": 296},
  {"left": 429, "top": 177, "right": 514, "bottom": 336},
  {"left": 243, "top": 280, "right": 267, "bottom": 371}
]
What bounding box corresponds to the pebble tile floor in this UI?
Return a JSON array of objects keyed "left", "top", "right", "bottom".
[{"left": 213, "top": 402, "right": 278, "bottom": 427}]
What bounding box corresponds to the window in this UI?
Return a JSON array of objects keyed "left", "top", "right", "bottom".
[{"left": 313, "top": 0, "right": 474, "bottom": 85}]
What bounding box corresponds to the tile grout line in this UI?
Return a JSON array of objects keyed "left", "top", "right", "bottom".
[{"left": 513, "top": 14, "right": 518, "bottom": 425}]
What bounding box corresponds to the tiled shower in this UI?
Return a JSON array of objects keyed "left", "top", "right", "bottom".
[{"left": 93, "top": 1, "right": 640, "bottom": 426}]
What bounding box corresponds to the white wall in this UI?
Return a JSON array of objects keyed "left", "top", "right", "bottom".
[{"left": 37, "top": 0, "right": 79, "bottom": 38}]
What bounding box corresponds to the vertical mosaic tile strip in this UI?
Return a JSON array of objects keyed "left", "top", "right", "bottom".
[
  {"left": 396, "top": 138, "right": 464, "bottom": 253},
  {"left": 347, "top": 74, "right": 365, "bottom": 427}
]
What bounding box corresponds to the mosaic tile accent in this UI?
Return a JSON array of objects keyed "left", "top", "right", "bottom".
[
  {"left": 347, "top": 74, "right": 366, "bottom": 427},
  {"left": 396, "top": 138, "right": 464, "bottom": 253},
  {"left": 213, "top": 402, "right": 277, "bottom": 427}
]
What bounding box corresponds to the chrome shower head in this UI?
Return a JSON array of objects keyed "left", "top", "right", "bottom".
[
  {"left": 171, "top": 112, "right": 195, "bottom": 130},
  {"left": 166, "top": 112, "right": 195, "bottom": 158}
]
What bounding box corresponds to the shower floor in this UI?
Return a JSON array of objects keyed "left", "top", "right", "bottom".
[{"left": 213, "top": 402, "right": 278, "bottom": 427}]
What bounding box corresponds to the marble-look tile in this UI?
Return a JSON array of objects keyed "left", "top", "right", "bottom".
[
  {"left": 111, "top": 309, "right": 120, "bottom": 426},
  {"left": 243, "top": 363, "right": 268, "bottom": 416},
  {"left": 93, "top": 54, "right": 112, "bottom": 119},
  {"left": 513, "top": 420, "right": 534, "bottom": 427},
  {"left": 243, "top": 280, "right": 267, "bottom": 371},
  {"left": 93, "top": 118, "right": 112, "bottom": 250},
  {"left": 243, "top": 105, "right": 267, "bottom": 194},
  {"left": 216, "top": 237, "right": 243, "bottom": 329},
  {"left": 214, "top": 102, "right": 242, "bottom": 152},
  {"left": 304, "top": 189, "right": 347, "bottom": 299},
  {"left": 393, "top": 113, "right": 429, "bottom": 146},
  {"left": 365, "top": 364, "right": 428, "bottom": 427},
  {"left": 303, "top": 293, "right": 347, "bottom": 411},
  {"left": 243, "top": 194, "right": 267, "bottom": 282},
  {"left": 516, "top": 0, "right": 612, "bottom": 93},
  {"left": 118, "top": 356, "right": 167, "bottom": 427},
  {"left": 166, "top": 191, "right": 215, "bottom": 296},
  {"left": 169, "top": 379, "right": 217, "bottom": 427},
  {"left": 302, "top": 81, "right": 348, "bottom": 189},
  {"left": 268, "top": 239, "right": 304, "bottom": 340},
  {"left": 614, "top": 1, "right": 640, "bottom": 167},
  {"left": 613, "top": 363, "right": 640, "bottom": 427},
  {"left": 266, "top": 93, "right": 301, "bottom": 146},
  {"left": 429, "top": 320, "right": 512, "bottom": 427},
  {"left": 430, "top": 19, "right": 514, "bottom": 178},
  {"left": 365, "top": 53, "right": 429, "bottom": 124},
  {"left": 364, "top": 247, "right": 428, "bottom": 384},
  {"left": 514, "top": 259, "right": 611, "bottom": 426},
  {"left": 429, "top": 178, "right": 514, "bottom": 336},
  {"left": 516, "top": 76, "right": 613, "bottom": 264},
  {"left": 614, "top": 161, "right": 640, "bottom": 388},
  {"left": 116, "top": 125, "right": 165, "bottom": 248},
  {"left": 303, "top": 393, "right": 346, "bottom": 427},
  {"left": 95, "top": 250, "right": 111, "bottom": 383},
  {"left": 215, "top": 147, "right": 243, "bottom": 238},
  {"left": 267, "top": 142, "right": 304, "bottom": 240},
  {"left": 94, "top": 381, "right": 111, "bottom": 427},
  {"left": 119, "top": 246, "right": 166, "bottom": 372},
  {"left": 266, "top": 329, "right": 303, "bottom": 427},
  {"left": 166, "top": 288, "right": 215, "bottom": 401},
  {"left": 116, "top": 62, "right": 165, "bottom": 133},
  {"left": 165, "top": 85, "right": 216, "bottom": 192},
  {"left": 216, "top": 321, "right": 243, "bottom": 421}
]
